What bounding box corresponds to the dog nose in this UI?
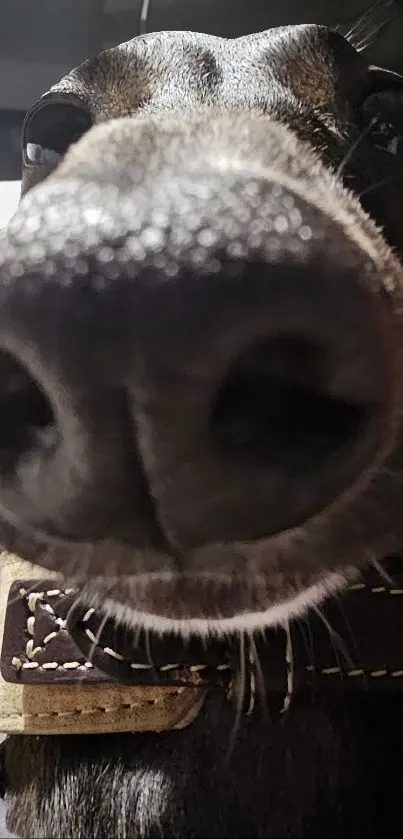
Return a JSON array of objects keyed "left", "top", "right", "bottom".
[{"left": 0, "top": 172, "right": 393, "bottom": 552}]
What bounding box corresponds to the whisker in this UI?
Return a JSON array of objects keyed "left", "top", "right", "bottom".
[
  {"left": 332, "top": 595, "right": 363, "bottom": 669},
  {"left": 248, "top": 633, "right": 268, "bottom": 722},
  {"left": 311, "top": 603, "right": 354, "bottom": 674},
  {"left": 226, "top": 632, "right": 246, "bottom": 759},
  {"left": 87, "top": 610, "right": 109, "bottom": 667},
  {"left": 358, "top": 178, "right": 391, "bottom": 199},
  {"left": 61, "top": 574, "right": 108, "bottom": 685},
  {"left": 342, "top": 1, "right": 387, "bottom": 40},
  {"left": 1, "top": 576, "right": 50, "bottom": 610},
  {"left": 335, "top": 125, "right": 372, "bottom": 180},
  {"left": 0, "top": 541, "right": 64, "bottom": 607},
  {"left": 340, "top": 0, "right": 399, "bottom": 53},
  {"left": 77, "top": 608, "right": 110, "bottom": 686},
  {"left": 354, "top": 21, "right": 391, "bottom": 53},
  {"left": 280, "top": 621, "right": 294, "bottom": 715},
  {"left": 144, "top": 625, "right": 154, "bottom": 669},
  {"left": 297, "top": 617, "right": 316, "bottom": 672},
  {"left": 368, "top": 552, "right": 396, "bottom": 588},
  {"left": 245, "top": 638, "right": 257, "bottom": 717}
]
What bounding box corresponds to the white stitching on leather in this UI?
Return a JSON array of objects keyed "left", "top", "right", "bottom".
[
  {"left": 11, "top": 655, "right": 95, "bottom": 671},
  {"left": 305, "top": 664, "right": 403, "bottom": 678},
  {"left": 0, "top": 687, "right": 193, "bottom": 720},
  {"left": 10, "top": 585, "right": 233, "bottom": 679},
  {"left": 348, "top": 582, "right": 403, "bottom": 595},
  {"left": 14, "top": 583, "right": 403, "bottom": 686}
]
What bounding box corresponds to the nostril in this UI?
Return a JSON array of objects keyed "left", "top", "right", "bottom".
[
  {"left": 211, "top": 334, "right": 378, "bottom": 489},
  {"left": 0, "top": 349, "right": 166, "bottom": 547},
  {"left": 0, "top": 350, "right": 57, "bottom": 472}
]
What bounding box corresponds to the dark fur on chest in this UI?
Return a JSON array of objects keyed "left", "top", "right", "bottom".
[{"left": 3, "top": 684, "right": 403, "bottom": 838}]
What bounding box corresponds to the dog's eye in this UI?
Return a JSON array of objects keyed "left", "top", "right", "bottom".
[
  {"left": 362, "top": 90, "right": 403, "bottom": 155},
  {"left": 22, "top": 98, "right": 92, "bottom": 168},
  {"left": 25, "top": 143, "right": 61, "bottom": 167}
]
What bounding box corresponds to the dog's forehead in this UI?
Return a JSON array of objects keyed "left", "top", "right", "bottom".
[{"left": 48, "top": 24, "right": 360, "bottom": 121}]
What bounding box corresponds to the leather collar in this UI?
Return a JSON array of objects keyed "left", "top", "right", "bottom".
[{"left": 1, "top": 551, "right": 403, "bottom": 736}]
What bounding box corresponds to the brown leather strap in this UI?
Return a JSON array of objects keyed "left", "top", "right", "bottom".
[
  {"left": 1, "top": 581, "right": 237, "bottom": 688},
  {"left": 68, "top": 555, "right": 403, "bottom": 695},
  {"left": 2, "top": 551, "right": 403, "bottom": 737},
  {"left": 0, "top": 554, "right": 207, "bottom": 735}
]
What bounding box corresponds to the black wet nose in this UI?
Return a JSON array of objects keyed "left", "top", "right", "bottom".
[{"left": 0, "top": 173, "right": 392, "bottom": 552}]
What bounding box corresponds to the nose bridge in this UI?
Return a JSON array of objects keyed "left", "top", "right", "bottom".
[
  {"left": 0, "top": 151, "right": 390, "bottom": 409},
  {"left": 0, "top": 162, "right": 376, "bottom": 382}
]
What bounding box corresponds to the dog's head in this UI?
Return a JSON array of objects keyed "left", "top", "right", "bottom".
[{"left": 0, "top": 20, "right": 403, "bottom": 634}]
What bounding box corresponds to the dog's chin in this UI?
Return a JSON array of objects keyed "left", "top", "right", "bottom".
[{"left": 78, "top": 566, "right": 356, "bottom": 638}]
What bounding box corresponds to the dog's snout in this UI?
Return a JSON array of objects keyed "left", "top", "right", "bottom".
[{"left": 0, "top": 171, "right": 394, "bottom": 556}]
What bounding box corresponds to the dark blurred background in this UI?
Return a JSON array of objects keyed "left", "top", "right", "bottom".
[{"left": 1, "top": 0, "right": 403, "bottom": 180}]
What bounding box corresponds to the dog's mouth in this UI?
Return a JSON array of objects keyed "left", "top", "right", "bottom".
[{"left": 78, "top": 565, "right": 354, "bottom": 635}]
